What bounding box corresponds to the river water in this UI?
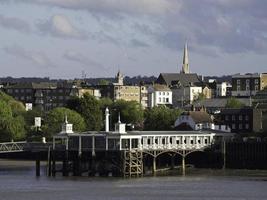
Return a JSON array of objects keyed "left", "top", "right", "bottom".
[{"left": 0, "top": 160, "right": 267, "bottom": 200}]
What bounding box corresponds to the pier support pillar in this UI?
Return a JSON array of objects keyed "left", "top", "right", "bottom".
[
  {"left": 52, "top": 151, "right": 56, "bottom": 177},
  {"left": 36, "top": 159, "right": 40, "bottom": 177},
  {"left": 47, "top": 147, "right": 52, "bottom": 176},
  {"left": 62, "top": 151, "right": 69, "bottom": 176},
  {"left": 182, "top": 156, "right": 185, "bottom": 176},
  {"left": 152, "top": 157, "right": 157, "bottom": 175}
]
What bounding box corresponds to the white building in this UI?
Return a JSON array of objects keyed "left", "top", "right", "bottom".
[
  {"left": 216, "top": 82, "right": 231, "bottom": 97},
  {"left": 148, "top": 85, "right": 172, "bottom": 108},
  {"left": 174, "top": 111, "right": 231, "bottom": 132}
]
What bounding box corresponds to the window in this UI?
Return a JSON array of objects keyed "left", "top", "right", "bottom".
[
  {"left": 166, "top": 98, "right": 169, "bottom": 103},
  {"left": 255, "top": 79, "right": 259, "bottom": 84},
  {"left": 246, "top": 79, "right": 250, "bottom": 84},
  {"left": 159, "top": 97, "right": 161, "bottom": 102},
  {"left": 239, "top": 124, "right": 243, "bottom": 129},
  {"left": 237, "top": 79, "right": 240, "bottom": 84},
  {"left": 239, "top": 115, "right": 243, "bottom": 120},
  {"left": 163, "top": 97, "right": 165, "bottom": 102},
  {"left": 245, "top": 124, "right": 249, "bottom": 129},
  {"left": 237, "top": 86, "right": 241, "bottom": 91},
  {"left": 255, "top": 85, "right": 259, "bottom": 91},
  {"left": 246, "top": 85, "right": 250, "bottom": 91},
  {"left": 245, "top": 115, "right": 249, "bottom": 121},
  {"left": 225, "top": 115, "right": 229, "bottom": 121},
  {"left": 232, "top": 124, "right": 236, "bottom": 129},
  {"left": 163, "top": 92, "right": 165, "bottom": 95},
  {"left": 232, "top": 115, "right": 235, "bottom": 121}
]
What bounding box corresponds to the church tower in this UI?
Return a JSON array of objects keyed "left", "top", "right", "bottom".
[
  {"left": 114, "top": 70, "right": 124, "bottom": 86},
  {"left": 181, "top": 43, "right": 190, "bottom": 74}
]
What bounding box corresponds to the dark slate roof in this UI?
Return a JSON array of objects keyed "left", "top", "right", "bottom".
[
  {"left": 185, "top": 98, "right": 251, "bottom": 109},
  {"left": 156, "top": 73, "right": 202, "bottom": 87},
  {"left": 182, "top": 111, "right": 213, "bottom": 123}
]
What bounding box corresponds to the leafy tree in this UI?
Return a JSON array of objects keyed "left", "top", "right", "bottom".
[
  {"left": 43, "top": 107, "right": 86, "bottom": 138},
  {"left": 98, "top": 79, "right": 110, "bottom": 85},
  {"left": 225, "top": 97, "right": 245, "bottom": 109},
  {"left": 144, "top": 106, "right": 182, "bottom": 131},
  {"left": 111, "top": 100, "right": 144, "bottom": 129},
  {"left": 0, "top": 100, "right": 26, "bottom": 142},
  {"left": 0, "top": 91, "right": 25, "bottom": 115},
  {"left": 99, "top": 97, "right": 113, "bottom": 112},
  {"left": 76, "top": 93, "right": 103, "bottom": 131}
]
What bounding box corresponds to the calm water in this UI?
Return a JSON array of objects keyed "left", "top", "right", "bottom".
[{"left": 0, "top": 160, "right": 267, "bottom": 200}]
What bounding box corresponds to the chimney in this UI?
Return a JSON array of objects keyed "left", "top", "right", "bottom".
[{"left": 105, "top": 107, "right": 110, "bottom": 132}]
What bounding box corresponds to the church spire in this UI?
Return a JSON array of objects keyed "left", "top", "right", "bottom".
[{"left": 181, "top": 42, "right": 190, "bottom": 74}]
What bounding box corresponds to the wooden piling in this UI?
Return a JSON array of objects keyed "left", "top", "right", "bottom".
[{"left": 36, "top": 159, "right": 40, "bottom": 177}]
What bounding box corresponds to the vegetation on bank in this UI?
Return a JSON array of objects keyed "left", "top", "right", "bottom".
[{"left": 0, "top": 91, "right": 182, "bottom": 142}]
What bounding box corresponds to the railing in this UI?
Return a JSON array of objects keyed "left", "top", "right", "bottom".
[{"left": 0, "top": 141, "right": 27, "bottom": 153}]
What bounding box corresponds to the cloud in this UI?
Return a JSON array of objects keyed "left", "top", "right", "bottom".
[
  {"left": 16, "top": 0, "right": 179, "bottom": 16},
  {"left": 63, "top": 50, "right": 108, "bottom": 71},
  {"left": 37, "top": 14, "right": 87, "bottom": 39},
  {"left": 3, "top": 45, "right": 55, "bottom": 67},
  {"left": 0, "top": 14, "right": 31, "bottom": 33},
  {"left": 130, "top": 39, "right": 150, "bottom": 48},
  {"left": 155, "top": 0, "right": 267, "bottom": 54}
]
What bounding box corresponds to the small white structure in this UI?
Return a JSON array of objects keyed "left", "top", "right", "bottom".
[
  {"left": 60, "top": 116, "right": 73, "bottom": 134},
  {"left": 25, "top": 103, "right": 33, "bottom": 111},
  {"left": 105, "top": 107, "right": 110, "bottom": 132},
  {"left": 148, "top": 84, "right": 172, "bottom": 108},
  {"left": 216, "top": 82, "right": 231, "bottom": 97},
  {"left": 114, "top": 113, "right": 126, "bottom": 134},
  {"left": 34, "top": 117, "right": 42, "bottom": 128}
]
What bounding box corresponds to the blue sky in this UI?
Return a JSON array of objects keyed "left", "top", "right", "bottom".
[{"left": 0, "top": 0, "right": 267, "bottom": 78}]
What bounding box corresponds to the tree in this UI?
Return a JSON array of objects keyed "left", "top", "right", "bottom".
[
  {"left": 99, "top": 97, "right": 113, "bottom": 112},
  {"left": 98, "top": 79, "right": 110, "bottom": 85},
  {"left": 0, "top": 91, "right": 25, "bottom": 116},
  {"left": 111, "top": 100, "right": 144, "bottom": 129},
  {"left": 76, "top": 93, "right": 103, "bottom": 131},
  {"left": 43, "top": 107, "right": 86, "bottom": 138},
  {"left": 144, "top": 106, "right": 182, "bottom": 131},
  {"left": 0, "top": 100, "right": 26, "bottom": 142},
  {"left": 225, "top": 97, "right": 245, "bottom": 109}
]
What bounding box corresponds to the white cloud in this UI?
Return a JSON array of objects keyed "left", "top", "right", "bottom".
[
  {"left": 37, "top": 14, "right": 87, "bottom": 39},
  {"left": 63, "top": 50, "right": 108, "bottom": 71},
  {"left": 19, "top": 0, "right": 179, "bottom": 16},
  {"left": 3, "top": 45, "right": 55, "bottom": 67}
]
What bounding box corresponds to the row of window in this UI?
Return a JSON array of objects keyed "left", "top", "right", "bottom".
[
  {"left": 225, "top": 115, "right": 249, "bottom": 121},
  {"left": 236, "top": 85, "right": 259, "bottom": 91},
  {"left": 7, "top": 89, "right": 71, "bottom": 94},
  {"left": 158, "top": 92, "right": 170, "bottom": 96},
  {"left": 145, "top": 138, "right": 209, "bottom": 145},
  {"left": 231, "top": 123, "right": 250, "bottom": 130},
  {"left": 236, "top": 79, "right": 259, "bottom": 85},
  {"left": 158, "top": 97, "right": 169, "bottom": 103}
]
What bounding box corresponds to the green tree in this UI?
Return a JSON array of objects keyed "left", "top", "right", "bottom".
[
  {"left": 111, "top": 100, "right": 144, "bottom": 129},
  {"left": 76, "top": 93, "right": 103, "bottom": 131},
  {"left": 43, "top": 107, "right": 86, "bottom": 138},
  {"left": 225, "top": 97, "right": 245, "bottom": 109},
  {"left": 0, "top": 100, "right": 26, "bottom": 142},
  {"left": 98, "top": 79, "right": 110, "bottom": 85},
  {"left": 144, "top": 106, "right": 182, "bottom": 131},
  {"left": 99, "top": 97, "right": 113, "bottom": 112},
  {"left": 0, "top": 91, "right": 25, "bottom": 115}
]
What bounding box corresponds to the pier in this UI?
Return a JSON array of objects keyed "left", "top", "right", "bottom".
[{"left": 48, "top": 109, "right": 234, "bottom": 177}]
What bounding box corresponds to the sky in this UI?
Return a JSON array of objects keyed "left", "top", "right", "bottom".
[{"left": 0, "top": 0, "right": 267, "bottom": 79}]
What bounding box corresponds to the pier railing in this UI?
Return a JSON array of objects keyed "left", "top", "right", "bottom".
[{"left": 0, "top": 141, "right": 27, "bottom": 153}]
